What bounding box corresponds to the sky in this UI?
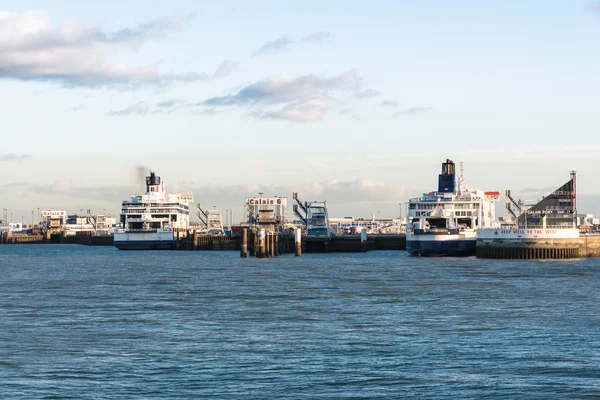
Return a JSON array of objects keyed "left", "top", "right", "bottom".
[{"left": 1, "top": 0, "right": 600, "bottom": 223}]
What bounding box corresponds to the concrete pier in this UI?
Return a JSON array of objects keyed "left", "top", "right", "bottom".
[{"left": 302, "top": 234, "right": 406, "bottom": 253}]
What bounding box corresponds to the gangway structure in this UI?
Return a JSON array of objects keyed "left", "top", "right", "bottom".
[
  {"left": 293, "top": 193, "right": 331, "bottom": 237},
  {"left": 505, "top": 190, "right": 523, "bottom": 220},
  {"left": 197, "top": 204, "right": 225, "bottom": 234},
  {"left": 86, "top": 209, "right": 97, "bottom": 230}
]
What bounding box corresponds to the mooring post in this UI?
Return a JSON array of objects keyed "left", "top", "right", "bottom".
[
  {"left": 267, "top": 232, "right": 272, "bottom": 257},
  {"left": 249, "top": 228, "right": 256, "bottom": 256},
  {"left": 295, "top": 229, "right": 302, "bottom": 257},
  {"left": 274, "top": 232, "right": 279, "bottom": 256},
  {"left": 257, "top": 228, "right": 266, "bottom": 258},
  {"left": 241, "top": 227, "right": 248, "bottom": 258}
]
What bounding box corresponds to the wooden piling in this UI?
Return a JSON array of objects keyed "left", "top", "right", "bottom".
[
  {"left": 257, "top": 228, "right": 266, "bottom": 258},
  {"left": 250, "top": 228, "right": 256, "bottom": 256},
  {"left": 241, "top": 227, "right": 248, "bottom": 258},
  {"left": 295, "top": 229, "right": 302, "bottom": 257},
  {"left": 247, "top": 228, "right": 253, "bottom": 256},
  {"left": 274, "top": 233, "right": 279, "bottom": 256}
]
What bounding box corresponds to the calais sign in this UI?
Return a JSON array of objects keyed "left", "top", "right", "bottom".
[
  {"left": 41, "top": 210, "right": 67, "bottom": 218},
  {"left": 246, "top": 197, "right": 287, "bottom": 206}
]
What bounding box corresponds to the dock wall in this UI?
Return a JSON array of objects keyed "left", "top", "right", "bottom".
[
  {"left": 303, "top": 235, "right": 406, "bottom": 253},
  {"left": 476, "top": 236, "right": 600, "bottom": 259}
]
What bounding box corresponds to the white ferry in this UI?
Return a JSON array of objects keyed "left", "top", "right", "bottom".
[
  {"left": 114, "top": 172, "right": 194, "bottom": 250},
  {"left": 406, "top": 159, "right": 500, "bottom": 256}
]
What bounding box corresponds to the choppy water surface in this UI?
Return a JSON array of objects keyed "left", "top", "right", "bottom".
[{"left": 0, "top": 245, "right": 599, "bottom": 399}]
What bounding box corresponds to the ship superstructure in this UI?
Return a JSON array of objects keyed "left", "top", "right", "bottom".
[
  {"left": 406, "top": 159, "right": 500, "bottom": 256},
  {"left": 114, "top": 172, "right": 194, "bottom": 250}
]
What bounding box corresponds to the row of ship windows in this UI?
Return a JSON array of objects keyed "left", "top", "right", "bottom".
[
  {"left": 123, "top": 203, "right": 189, "bottom": 210},
  {"left": 413, "top": 211, "right": 474, "bottom": 217},
  {"left": 122, "top": 208, "right": 189, "bottom": 214},
  {"left": 410, "top": 203, "right": 480, "bottom": 210}
]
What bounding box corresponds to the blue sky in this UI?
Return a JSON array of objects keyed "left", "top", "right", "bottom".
[{"left": 1, "top": 0, "right": 599, "bottom": 221}]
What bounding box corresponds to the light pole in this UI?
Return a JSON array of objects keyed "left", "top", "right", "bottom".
[
  {"left": 37, "top": 207, "right": 40, "bottom": 225},
  {"left": 398, "top": 202, "right": 406, "bottom": 221},
  {"left": 31, "top": 210, "right": 34, "bottom": 228},
  {"left": 2, "top": 209, "right": 6, "bottom": 224},
  {"left": 258, "top": 192, "right": 264, "bottom": 214},
  {"left": 398, "top": 202, "right": 407, "bottom": 233}
]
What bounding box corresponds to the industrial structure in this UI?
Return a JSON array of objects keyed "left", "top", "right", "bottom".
[
  {"left": 293, "top": 193, "right": 331, "bottom": 237},
  {"left": 196, "top": 205, "right": 225, "bottom": 234},
  {"left": 505, "top": 169, "right": 577, "bottom": 229},
  {"left": 245, "top": 196, "right": 287, "bottom": 232}
]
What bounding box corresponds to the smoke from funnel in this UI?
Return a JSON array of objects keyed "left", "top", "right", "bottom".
[
  {"left": 135, "top": 166, "right": 152, "bottom": 192},
  {"left": 136, "top": 166, "right": 151, "bottom": 181}
]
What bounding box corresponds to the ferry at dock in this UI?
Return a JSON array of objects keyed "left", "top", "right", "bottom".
[
  {"left": 406, "top": 159, "right": 500, "bottom": 256},
  {"left": 114, "top": 172, "right": 194, "bottom": 250}
]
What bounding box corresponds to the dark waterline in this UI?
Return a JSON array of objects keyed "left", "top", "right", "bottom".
[{"left": 0, "top": 245, "right": 598, "bottom": 399}]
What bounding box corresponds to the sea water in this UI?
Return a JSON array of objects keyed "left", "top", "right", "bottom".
[{"left": 0, "top": 245, "right": 598, "bottom": 399}]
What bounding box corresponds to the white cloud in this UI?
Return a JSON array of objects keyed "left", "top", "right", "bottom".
[
  {"left": 254, "top": 99, "right": 328, "bottom": 123},
  {"left": 201, "top": 70, "right": 363, "bottom": 122},
  {"left": 212, "top": 60, "right": 239, "bottom": 78},
  {"left": 301, "top": 32, "right": 332, "bottom": 44},
  {"left": 381, "top": 100, "right": 399, "bottom": 107},
  {"left": 0, "top": 11, "right": 231, "bottom": 87},
  {"left": 0, "top": 153, "right": 30, "bottom": 162},
  {"left": 583, "top": 3, "right": 600, "bottom": 13},
  {"left": 393, "top": 106, "right": 433, "bottom": 117},
  {"left": 106, "top": 102, "right": 149, "bottom": 116},
  {"left": 184, "top": 179, "right": 412, "bottom": 209},
  {"left": 252, "top": 35, "right": 294, "bottom": 57},
  {"left": 355, "top": 89, "right": 381, "bottom": 98}
]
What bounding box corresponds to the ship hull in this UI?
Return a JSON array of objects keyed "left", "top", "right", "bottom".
[
  {"left": 114, "top": 240, "right": 174, "bottom": 250},
  {"left": 114, "top": 230, "right": 174, "bottom": 251},
  {"left": 407, "top": 231, "right": 477, "bottom": 257}
]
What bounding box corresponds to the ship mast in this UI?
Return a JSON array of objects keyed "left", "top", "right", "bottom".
[{"left": 458, "top": 161, "right": 465, "bottom": 194}]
